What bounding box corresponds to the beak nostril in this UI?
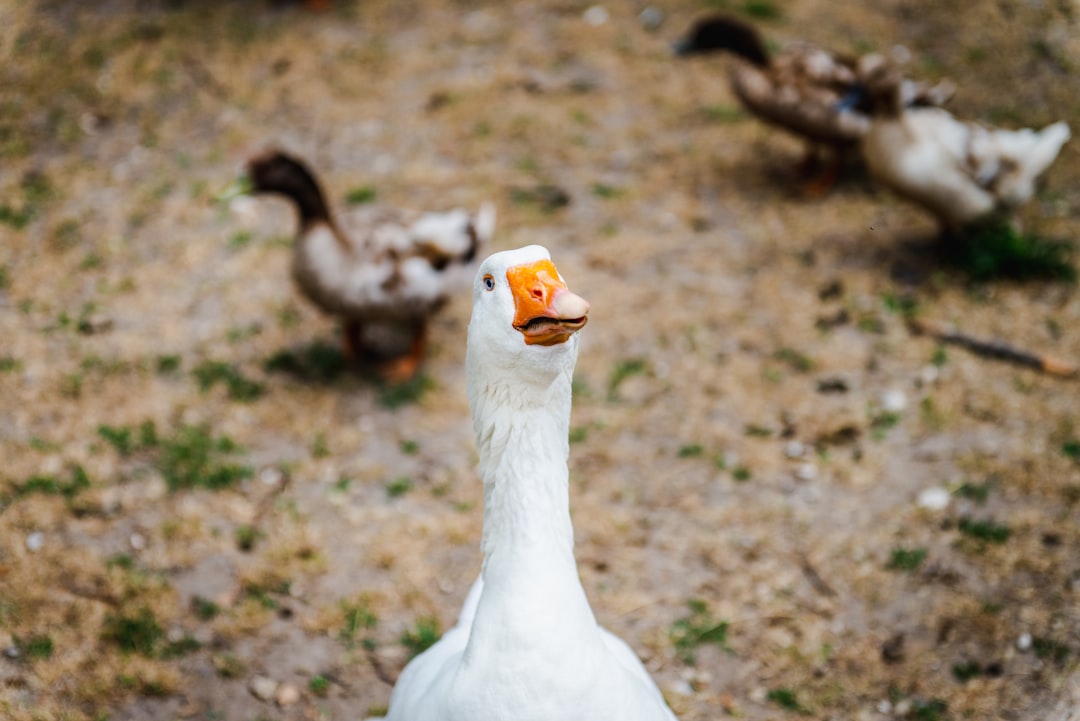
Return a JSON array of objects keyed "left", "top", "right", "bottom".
[{"left": 530, "top": 286, "right": 545, "bottom": 301}]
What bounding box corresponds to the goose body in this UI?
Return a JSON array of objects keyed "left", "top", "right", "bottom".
[
  {"left": 859, "top": 70, "right": 1071, "bottom": 230},
  {"left": 381, "top": 246, "right": 676, "bottom": 721},
  {"left": 242, "top": 150, "right": 495, "bottom": 378}
]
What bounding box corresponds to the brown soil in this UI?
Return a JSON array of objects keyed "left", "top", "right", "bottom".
[{"left": 1, "top": 1, "right": 1078, "bottom": 720}]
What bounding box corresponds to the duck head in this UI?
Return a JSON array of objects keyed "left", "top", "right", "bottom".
[
  {"left": 673, "top": 15, "right": 770, "bottom": 68},
  {"left": 234, "top": 149, "right": 331, "bottom": 224}
]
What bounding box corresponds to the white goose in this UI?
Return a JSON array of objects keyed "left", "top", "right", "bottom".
[{"left": 380, "top": 245, "right": 677, "bottom": 721}]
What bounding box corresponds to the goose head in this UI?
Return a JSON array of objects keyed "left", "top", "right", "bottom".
[{"left": 466, "top": 245, "right": 589, "bottom": 391}]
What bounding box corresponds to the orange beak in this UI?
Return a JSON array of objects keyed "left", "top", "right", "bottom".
[{"left": 507, "top": 259, "right": 590, "bottom": 346}]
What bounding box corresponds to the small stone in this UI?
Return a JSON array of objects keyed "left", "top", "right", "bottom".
[
  {"left": 1017, "top": 632, "right": 1033, "bottom": 651},
  {"left": 918, "top": 365, "right": 939, "bottom": 385},
  {"left": 881, "top": 389, "right": 907, "bottom": 413},
  {"left": 876, "top": 699, "right": 893, "bottom": 714},
  {"left": 275, "top": 682, "right": 301, "bottom": 706},
  {"left": 249, "top": 675, "right": 278, "bottom": 702},
  {"left": 669, "top": 679, "right": 694, "bottom": 696},
  {"left": 583, "top": 5, "right": 609, "bottom": 26},
  {"left": 229, "top": 196, "right": 260, "bottom": 225},
  {"left": 26, "top": 532, "right": 44, "bottom": 552},
  {"left": 4, "top": 645, "right": 20, "bottom": 659},
  {"left": 795, "top": 463, "right": 818, "bottom": 481},
  {"left": 917, "top": 487, "right": 950, "bottom": 511},
  {"left": 259, "top": 466, "right": 284, "bottom": 486},
  {"left": 130, "top": 532, "right": 147, "bottom": 550},
  {"left": 749, "top": 686, "right": 768, "bottom": 703},
  {"left": 784, "top": 440, "right": 805, "bottom": 459},
  {"left": 167, "top": 627, "right": 185, "bottom": 643},
  {"left": 638, "top": 6, "right": 664, "bottom": 31},
  {"left": 893, "top": 699, "right": 911, "bottom": 716}
]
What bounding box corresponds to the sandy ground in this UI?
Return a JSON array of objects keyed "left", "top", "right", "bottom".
[{"left": 1, "top": 1, "right": 1079, "bottom": 720}]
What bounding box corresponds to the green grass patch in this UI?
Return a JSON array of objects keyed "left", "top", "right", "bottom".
[
  {"left": 158, "top": 424, "right": 251, "bottom": 492},
  {"left": 774, "top": 347, "right": 814, "bottom": 372},
  {"left": 607, "top": 358, "right": 647, "bottom": 400},
  {"left": 910, "top": 698, "right": 948, "bottom": 721},
  {"left": 345, "top": 185, "right": 377, "bottom": 205},
  {"left": 309, "top": 675, "right": 331, "bottom": 696},
  {"left": 156, "top": 354, "right": 181, "bottom": 374},
  {"left": 16, "top": 634, "right": 54, "bottom": 660},
  {"left": 952, "top": 660, "right": 982, "bottom": 682},
  {"left": 957, "top": 517, "right": 1011, "bottom": 544},
  {"left": 191, "top": 596, "right": 220, "bottom": 621},
  {"left": 946, "top": 222, "right": 1075, "bottom": 282},
  {"left": 339, "top": 598, "right": 378, "bottom": 649},
  {"left": 766, "top": 687, "right": 810, "bottom": 715},
  {"left": 265, "top": 341, "right": 348, "bottom": 382},
  {"left": 569, "top": 426, "right": 588, "bottom": 444},
  {"left": 386, "top": 477, "right": 414, "bottom": 498},
  {"left": 1032, "top": 637, "right": 1071, "bottom": 664},
  {"left": 732, "top": 466, "right": 752, "bottom": 482},
  {"left": 1063, "top": 440, "right": 1080, "bottom": 462},
  {"left": 740, "top": 0, "right": 782, "bottom": 21},
  {"left": 400, "top": 439, "right": 420, "bottom": 455},
  {"left": 956, "top": 476, "right": 997, "bottom": 503},
  {"left": 669, "top": 599, "right": 731, "bottom": 665},
  {"left": 378, "top": 373, "right": 434, "bottom": 409},
  {"left": 193, "top": 360, "right": 265, "bottom": 402},
  {"left": 401, "top": 616, "right": 441, "bottom": 660},
  {"left": 234, "top": 524, "right": 260, "bottom": 551},
  {"left": 590, "top": 183, "right": 622, "bottom": 199},
  {"left": 886, "top": 546, "right": 927, "bottom": 572},
  {"left": 12, "top": 465, "right": 90, "bottom": 501},
  {"left": 678, "top": 444, "right": 704, "bottom": 458},
  {"left": 102, "top": 608, "right": 164, "bottom": 656}
]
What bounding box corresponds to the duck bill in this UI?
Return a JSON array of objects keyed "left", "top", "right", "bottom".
[
  {"left": 213, "top": 173, "right": 253, "bottom": 204},
  {"left": 507, "top": 259, "right": 590, "bottom": 346}
]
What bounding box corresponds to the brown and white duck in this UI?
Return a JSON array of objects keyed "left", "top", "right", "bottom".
[
  {"left": 674, "top": 15, "right": 955, "bottom": 191},
  {"left": 235, "top": 150, "right": 495, "bottom": 381}
]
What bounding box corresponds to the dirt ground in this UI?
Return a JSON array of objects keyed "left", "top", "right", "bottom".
[{"left": 2, "top": 1, "right": 1079, "bottom": 720}]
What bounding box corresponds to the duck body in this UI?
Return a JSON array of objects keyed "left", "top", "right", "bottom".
[
  {"left": 675, "top": 16, "right": 954, "bottom": 165},
  {"left": 244, "top": 150, "right": 495, "bottom": 377},
  {"left": 859, "top": 72, "right": 1071, "bottom": 230},
  {"left": 382, "top": 246, "right": 676, "bottom": 721}
]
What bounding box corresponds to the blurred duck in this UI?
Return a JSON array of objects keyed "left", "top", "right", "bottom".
[
  {"left": 859, "top": 63, "right": 1071, "bottom": 233},
  {"left": 237, "top": 150, "right": 495, "bottom": 381},
  {"left": 673, "top": 15, "right": 955, "bottom": 192}
]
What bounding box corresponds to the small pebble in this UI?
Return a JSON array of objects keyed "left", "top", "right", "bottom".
[
  {"left": 583, "top": 5, "right": 609, "bottom": 26},
  {"left": 881, "top": 389, "right": 907, "bottom": 413},
  {"left": 130, "top": 532, "right": 147, "bottom": 550},
  {"left": 918, "top": 365, "right": 939, "bottom": 385},
  {"left": 917, "top": 487, "right": 950, "bottom": 511},
  {"left": 275, "top": 682, "right": 301, "bottom": 706},
  {"left": 259, "top": 466, "right": 284, "bottom": 486},
  {"left": 749, "top": 686, "right": 768, "bottom": 704},
  {"left": 876, "top": 700, "right": 892, "bottom": 715},
  {"left": 795, "top": 463, "right": 818, "bottom": 481},
  {"left": 4, "top": 645, "right": 20, "bottom": 659},
  {"left": 26, "top": 532, "right": 44, "bottom": 552},
  {"left": 893, "top": 699, "right": 912, "bottom": 716},
  {"left": 1017, "top": 632, "right": 1033, "bottom": 651},
  {"left": 249, "top": 675, "right": 278, "bottom": 702},
  {"left": 784, "top": 440, "right": 805, "bottom": 459},
  {"left": 669, "top": 679, "right": 694, "bottom": 696},
  {"left": 638, "top": 6, "right": 664, "bottom": 31}
]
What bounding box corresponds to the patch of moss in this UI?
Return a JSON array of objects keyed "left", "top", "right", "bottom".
[
  {"left": 401, "top": 616, "right": 441, "bottom": 660},
  {"left": 669, "top": 599, "right": 731, "bottom": 665},
  {"left": 946, "top": 222, "right": 1075, "bottom": 282}
]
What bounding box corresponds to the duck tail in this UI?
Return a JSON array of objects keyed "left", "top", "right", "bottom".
[{"left": 474, "top": 201, "right": 497, "bottom": 246}]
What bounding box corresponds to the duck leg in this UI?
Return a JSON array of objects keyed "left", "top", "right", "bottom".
[
  {"left": 798, "top": 148, "right": 843, "bottom": 198},
  {"left": 343, "top": 320, "right": 365, "bottom": 361},
  {"left": 376, "top": 320, "right": 427, "bottom": 383}
]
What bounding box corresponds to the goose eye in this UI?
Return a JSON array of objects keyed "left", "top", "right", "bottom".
[{"left": 483, "top": 274, "right": 495, "bottom": 291}]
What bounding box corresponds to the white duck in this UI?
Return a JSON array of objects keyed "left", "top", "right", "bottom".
[
  {"left": 239, "top": 150, "right": 495, "bottom": 380},
  {"left": 380, "top": 245, "right": 677, "bottom": 721},
  {"left": 859, "top": 65, "right": 1071, "bottom": 233}
]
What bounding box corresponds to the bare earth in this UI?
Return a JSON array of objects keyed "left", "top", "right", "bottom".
[{"left": 1, "top": 1, "right": 1079, "bottom": 720}]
